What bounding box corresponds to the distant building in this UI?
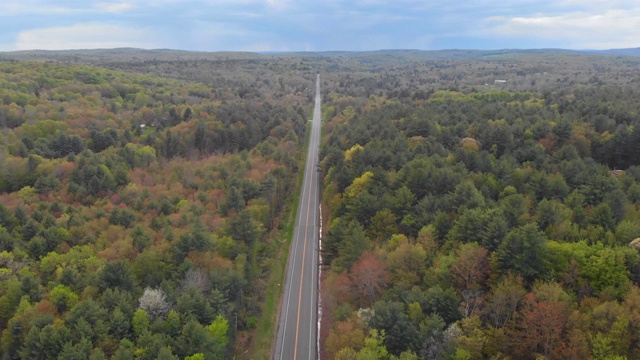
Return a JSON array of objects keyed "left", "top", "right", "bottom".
[{"left": 494, "top": 80, "right": 507, "bottom": 84}]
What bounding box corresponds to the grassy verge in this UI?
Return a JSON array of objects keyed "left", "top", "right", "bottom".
[{"left": 249, "top": 121, "right": 312, "bottom": 359}]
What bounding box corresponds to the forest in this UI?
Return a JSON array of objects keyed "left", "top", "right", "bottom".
[
  {"left": 317, "top": 55, "right": 640, "bottom": 359},
  {"left": 0, "top": 60, "right": 309, "bottom": 359},
  {"left": 2, "top": 48, "right": 640, "bottom": 359}
]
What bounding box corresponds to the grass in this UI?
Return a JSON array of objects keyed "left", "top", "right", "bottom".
[{"left": 248, "top": 121, "right": 313, "bottom": 360}]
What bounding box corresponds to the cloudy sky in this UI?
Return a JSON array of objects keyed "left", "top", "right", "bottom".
[{"left": 1, "top": 0, "right": 639, "bottom": 52}]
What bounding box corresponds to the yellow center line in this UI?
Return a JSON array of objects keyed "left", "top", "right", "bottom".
[{"left": 293, "top": 125, "right": 316, "bottom": 359}]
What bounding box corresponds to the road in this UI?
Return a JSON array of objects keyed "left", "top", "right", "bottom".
[{"left": 274, "top": 74, "right": 322, "bottom": 360}]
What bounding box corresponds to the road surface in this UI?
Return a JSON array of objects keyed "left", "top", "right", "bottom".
[{"left": 274, "top": 74, "right": 321, "bottom": 360}]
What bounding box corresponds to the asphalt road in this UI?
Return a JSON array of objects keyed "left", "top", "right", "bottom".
[{"left": 274, "top": 74, "right": 322, "bottom": 360}]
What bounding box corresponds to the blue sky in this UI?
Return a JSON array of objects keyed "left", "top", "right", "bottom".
[{"left": 1, "top": 0, "right": 639, "bottom": 52}]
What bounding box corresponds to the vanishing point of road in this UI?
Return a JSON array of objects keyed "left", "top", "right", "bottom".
[{"left": 274, "top": 74, "right": 322, "bottom": 360}]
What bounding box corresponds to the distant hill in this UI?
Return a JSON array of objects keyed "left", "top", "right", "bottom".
[
  {"left": 2, "top": 47, "right": 640, "bottom": 65},
  {"left": 0, "top": 47, "right": 266, "bottom": 64},
  {"left": 584, "top": 47, "right": 640, "bottom": 57}
]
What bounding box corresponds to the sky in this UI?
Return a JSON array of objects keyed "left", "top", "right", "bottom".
[{"left": 1, "top": 0, "right": 639, "bottom": 52}]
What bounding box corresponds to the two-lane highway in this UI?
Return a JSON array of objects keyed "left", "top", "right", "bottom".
[{"left": 274, "top": 74, "right": 322, "bottom": 360}]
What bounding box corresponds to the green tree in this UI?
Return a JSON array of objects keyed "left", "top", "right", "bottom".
[
  {"left": 112, "top": 339, "right": 135, "bottom": 360},
  {"left": 172, "top": 222, "right": 212, "bottom": 263},
  {"left": 220, "top": 186, "right": 245, "bottom": 215},
  {"left": 50, "top": 285, "right": 79, "bottom": 313},
  {"left": 175, "top": 320, "right": 218, "bottom": 359},
  {"left": 495, "top": 224, "right": 549, "bottom": 285},
  {"left": 370, "top": 301, "right": 420, "bottom": 355},
  {"left": 56, "top": 337, "right": 92, "bottom": 360},
  {"left": 132, "top": 309, "right": 150, "bottom": 337},
  {"left": 356, "top": 329, "right": 389, "bottom": 360},
  {"left": 367, "top": 209, "right": 397, "bottom": 245},
  {"left": 99, "top": 262, "right": 135, "bottom": 291},
  {"left": 184, "top": 354, "right": 205, "bottom": 360},
  {"left": 109, "top": 307, "right": 131, "bottom": 340},
  {"left": 335, "top": 220, "right": 370, "bottom": 271},
  {"left": 226, "top": 209, "right": 265, "bottom": 246},
  {"left": 156, "top": 347, "right": 179, "bottom": 360},
  {"left": 175, "top": 287, "right": 215, "bottom": 325},
  {"left": 131, "top": 225, "right": 152, "bottom": 251},
  {"left": 207, "top": 315, "right": 229, "bottom": 357},
  {"left": 590, "top": 203, "right": 615, "bottom": 231}
]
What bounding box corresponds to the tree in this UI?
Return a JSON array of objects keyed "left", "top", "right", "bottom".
[
  {"left": 56, "top": 337, "right": 92, "bottom": 360},
  {"left": 447, "top": 208, "right": 489, "bottom": 245},
  {"left": 207, "top": 315, "right": 229, "bottom": 357},
  {"left": 485, "top": 273, "right": 526, "bottom": 328},
  {"left": 50, "top": 285, "right": 79, "bottom": 313},
  {"left": 505, "top": 293, "right": 569, "bottom": 359},
  {"left": 112, "top": 339, "right": 135, "bottom": 360},
  {"left": 220, "top": 186, "right": 245, "bottom": 215},
  {"left": 325, "top": 316, "right": 366, "bottom": 359},
  {"left": 225, "top": 209, "right": 265, "bottom": 246},
  {"left": 176, "top": 287, "right": 215, "bottom": 325},
  {"left": 110, "top": 307, "right": 131, "bottom": 340},
  {"left": 324, "top": 217, "right": 348, "bottom": 265},
  {"left": 34, "top": 174, "right": 61, "bottom": 194},
  {"left": 99, "top": 262, "right": 135, "bottom": 291},
  {"left": 451, "top": 243, "right": 489, "bottom": 317},
  {"left": 184, "top": 354, "right": 205, "bottom": 360},
  {"left": 349, "top": 252, "right": 389, "bottom": 307},
  {"left": 356, "top": 329, "right": 390, "bottom": 360},
  {"left": 393, "top": 186, "right": 416, "bottom": 218},
  {"left": 175, "top": 320, "right": 219, "bottom": 359},
  {"left": 499, "top": 194, "right": 529, "bottom": 228},
  {"left": 366, "top": 209, "right": 397, "bottom": 245},
  {"left": 495, "top": 224, "right": 549, "bottom": 285},
  {"left": 448, "top": 181, "right": 486, "bottom": 213},
  {"left": 173, "top": 222, "right": 212, "bottom": 263},
  {"left": 131, "top": 225, "right": 152, "bottom": 251},
  {"left": 109, "top": 208, "right": 137, "bottom": 228},
  {"left": 157, "top": 347, "right": 179, "bottom": 360},
  {"left": 20, "top": 325, "right": 48, "bottom": 360},
  {"left": 370, "top": 301, "right": 421, "bottom": 355},
  {"left": 138, "top": 288, "right": 171, "bottom": 322},
  {"left": 132, "top": 309, "right": 150, "bottom": 337},
  {"left": 386, "top": 237, "right": 427, "bottom": 286},
  {"left": 335, "top": 220, "right": 370, "bottom": 271}
]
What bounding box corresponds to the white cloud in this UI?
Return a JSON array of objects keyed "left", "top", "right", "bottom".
[
  {"left": 484, "top": 8, "right": 640, "bottom": 49},
  {"left": 1, "top": 1, "right": 84, "bottom": 16},
  {"left": 95, "top": 1, "right": 136, "bottom": 13},
  {"left": 15, "top": 23, "right": 158, "bottom": 50},
  {"left": 266, "top": 0, "right": 289, "bottom": 9}
]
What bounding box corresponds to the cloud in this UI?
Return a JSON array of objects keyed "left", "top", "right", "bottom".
[
  {"left": 15, "top": 23, "right": 158, "bottom": 50},
  {"left": 95, "top": 1, "right": 136, "bottom": 13},
  {"left": 484, "top": 8, "right": 640, "bottom": 49},
  {"left": 266, "top": 0, "right": 291, "bottom": 10},
  {"left": 1, "top": 1, "right": 85, "bottom": 16},
  {"left": 3, "top": 0, "right": 640, "bottom": 51}
]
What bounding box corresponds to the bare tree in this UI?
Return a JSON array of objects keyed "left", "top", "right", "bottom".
[{"left": 179, "top": 268, "right": 211, "bottom": 294}]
